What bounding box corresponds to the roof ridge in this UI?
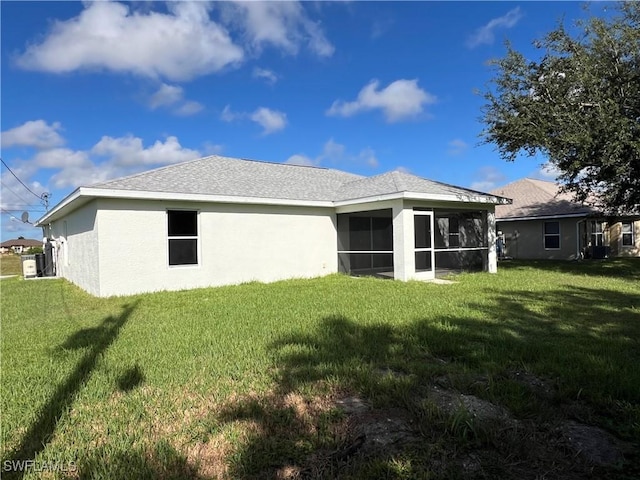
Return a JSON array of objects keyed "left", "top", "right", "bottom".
[
  {"left": 390, "top": 170, "right": 403, "bottom": 191},
  {"left": 92, "top": 154, "right": 219, "bottom": 187},
  {"left": 92, "top": 154, "right": 362, "bottom": 189}
]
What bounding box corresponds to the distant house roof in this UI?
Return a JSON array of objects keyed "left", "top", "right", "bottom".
[
  {"left": 0, "top": 238, "right": 42, "bottom": 248},
  {"left": 490, "top": 178, "right": 598, "bottom": 220},
  {"left": 37, "top": 155, "right": 509, "bottom": 225}
]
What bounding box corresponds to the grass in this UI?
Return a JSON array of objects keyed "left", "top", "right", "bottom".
[
  {"left": 1, "top": 259, "right": 639, "bottom": 479},
  {"left": 0, "top": 254, "right": 22, "bottom": 276}
]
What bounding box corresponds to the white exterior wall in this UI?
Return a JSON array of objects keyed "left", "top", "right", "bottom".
[
  {"left": 95, "top": 199, "right": 337, "bottom": 297},
  {"left": 49, "top": 200, "right": 101, "bottom": 296}
]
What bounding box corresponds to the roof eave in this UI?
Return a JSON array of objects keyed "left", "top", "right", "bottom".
[
  {"left": 36, "top": 188, "right": 336, "bottom": 225},
  {"left": 334, "top": 191, "right": 510, "bottom": 207},
  {"left": 496, "top": 212, "right": 593, "bottom": 222}
]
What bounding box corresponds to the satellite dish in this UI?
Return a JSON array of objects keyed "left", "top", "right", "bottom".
[{"left": 21, "top": 211, "right": 30, "bottom": 224}]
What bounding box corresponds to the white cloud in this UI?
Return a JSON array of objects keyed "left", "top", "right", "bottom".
[
  {"left": 357, "top": 147, "right": 379, "bottom": 168},
  {"left": 287, "top": 139, "right": 378, "bottom": 168},
  {"left": 222, "top": 105, "right": 288, "bottom": 135},
  {"left": 48, "top": 135, "right": 200, "bottom": 189},
  {"left": 1, "top": 120, "right": 65, "bottom": 149},
  {"left": 148, "top": 83, "right": 184, "bottom": 109},
  {"left": 285, "top": 154, "right": 317, "bottom": 166},
  {"left": 220, "top": 105, "right": 239, "bottom": 122},
  {"left": 326, "top": 79, "right": 436, "bottom": 123},
  {"left": 252, "top": 67, "right": 279, "bottom": 84},
  {"left": 148, "top": 83, "right": 203, "bottom": 116},
  {"left": 447, "top": 138, "right": 469, "bottom": 156},
  {"left": 14, "top": 1, "right": 335, "bottom": 83},
  {"left": 223, "top": 1, "right": 334, "bottom": 57},
  {"left": 536, "top": 162, "right": 561, "bottom": 180},
  {"left": 470, "top": 166, "right": 507, "bottom": 192},
  {"left": 466, "top": 7, "right": 523, "bottom": 48},
  {"left": 2, "top": 121, "right": 204, "bottom": 198},
  {"left": 174, "top": 101, "right": 204, "bottom": 116},
  {"left": 91, "top": 135, "right": 200, "bottom": 167},
  {"left": 16, "top": 2, "right": 244, "bottom": 82},
  {"left": 320, "top": 138, "right": 346, "bottom": 161},
  {"left": 250, "top": 108, "right": 288, "bottom": 135},
  {"left": 32, "top": 148, "right": 91, "bottom": 169},
  {"left": 202, "top": 142, "right": 224, "bottom": 155}
]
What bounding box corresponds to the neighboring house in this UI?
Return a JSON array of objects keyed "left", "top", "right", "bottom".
[
  {"left": 0, "top": 238, "right": 42, "bottom": 254},
  {"left": 35, "top": 155, "right": 509, "bottom": 297},
  {"left": 490, "top": 178, "right": 640, "bottom": 260}
]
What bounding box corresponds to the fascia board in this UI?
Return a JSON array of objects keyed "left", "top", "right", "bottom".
[
  {"left": 36, "top": 188, "right": 334, "bottom": 225},
  {"left": 497, "top": 213, "right": 591, "bottom": 222}
]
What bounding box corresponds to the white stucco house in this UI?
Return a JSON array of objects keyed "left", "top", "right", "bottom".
[{"left": 35, "top": 155, "right": 510, "bottom": 297}]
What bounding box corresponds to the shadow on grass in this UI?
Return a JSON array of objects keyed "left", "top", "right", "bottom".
[
  {"left": 500, "top": 258, "right": 640, "bottom": 280},
  {"left": 3, "top": 301, "right": 139, "bottom": 480},
  {"left": 215, "top": 283, "right": 640, "bottom": 479},
  {"left": 71, "top": 440, "right": 203, "bottom": 480}
]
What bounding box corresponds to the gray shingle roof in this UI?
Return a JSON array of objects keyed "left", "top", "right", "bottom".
[
  {"left": 490, "top": 178, "right": 598, "bottom": 219},
  {"left": 93, "top": 155, "right": 364, "bottom": 202},
  {"left": 335, "top": 171, "right": 499, "bottom": 201},
  {"left": 92, "top": 155, "right": 504, "bottom": 203}
]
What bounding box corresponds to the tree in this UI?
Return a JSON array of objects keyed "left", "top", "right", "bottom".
[{"left": 481, "top": 2, "right": 640, "bottom": 213}]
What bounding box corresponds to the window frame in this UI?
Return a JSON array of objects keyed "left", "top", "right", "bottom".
[
  {"left": 621, "top": 221, "right": 634, "bottom": 247},
  {"left": 543, "top": 221, "right": 561, "bottom": 250},
  {"left": 166, "top": 209, "right": 200, "bottom": 267},
  {"left": 590, "top": 220, "right": 605, "bottom": 247}
]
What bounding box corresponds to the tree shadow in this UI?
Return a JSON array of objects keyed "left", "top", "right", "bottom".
[
  {"left": 500, "top": 258, "right": 640, "bottom": 280},
  {"left": 68, "top": 440, "right": 203, "bottom": 480},
  {"left": 3, "top": 301, "right": 139, "bottom": 480},
  {"left": 116, "top": 364, "right": 145, "bottom": 392},
  {"left": 213, "top": 284, "right": 640, "bottom": 478}
]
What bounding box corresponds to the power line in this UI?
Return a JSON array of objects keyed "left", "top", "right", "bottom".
[
  {"left": 0, "top": 157, "right": 51, "bottom": 210},
  {"left": 0, "top": 158, "right": 41, "bottom": 199},
  {"left": 1, "top": 181, "right": 39, "bottom": 206},
  {"left": 1, "top": 208, "right": 33, "bottom": 223}
]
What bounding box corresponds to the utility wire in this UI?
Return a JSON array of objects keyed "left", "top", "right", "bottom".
[
  {"left": 1, "top": 207, "right": 30, "bottom": 222},
  {"left": 1, "top": 181, "right": 40, "bottom": 206},
  {"left": 0, "top": 157, "right": 41, "bottom": 199}
]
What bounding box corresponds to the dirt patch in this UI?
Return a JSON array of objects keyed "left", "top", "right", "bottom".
[
  {"left": 427, "top": 385, "right": 517, "bottom": 427},
  {"left": 186, "top": 435, "right": 232, "bottom": 479},
  {"left": 509, "top": 370, "right": 555, "bottom": 399},
  {"left": 560, "top": 420, "right": 626, "bottom": 467}
]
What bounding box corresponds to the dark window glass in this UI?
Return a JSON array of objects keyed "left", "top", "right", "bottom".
[
  {"left": 415, "top": 251, "right": 432, "bottom": 271},
  {"left": 372, "top": 217, "right": 393, "bottom": 251},
  {"left": 544, "top": 221, "right": 560, "bottom": 235},
  {"left": 168, "top": 210, "right": 197, "bottom": 237},
  {"left": 544, "top": 236, "right": 560, "bottom": 249},
  {"left": 414, "top": 216, "right": 431, "bottom": 249},
  {"left": 167, "top": 210, "right": 198, "bottom": 265},
  {"left": 169, "top": 239, "right": 198, "bottom": 265},
  {"left": 622, "top": 222, "right": 633, "bottom": 246},
  {"left": 349, "top": 217, "right": 371, "bottom": 251}
]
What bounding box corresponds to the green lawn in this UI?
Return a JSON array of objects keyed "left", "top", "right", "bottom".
[
  {"left": 0, "top": 254, "right": 22, "bottom": 276},
  {"left": 1, "top": 260, "right": 639, "bottom": 479}
]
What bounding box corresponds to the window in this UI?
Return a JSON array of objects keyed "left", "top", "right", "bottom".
[
  {"left": 622, "top": 221, "right": 634, "bottom": 247},
  {"left": 591, "top": 220, "right": 604, "bottom": 246},
  {"left": 544, "top": 221, "right": 560, "bottom": 249},
  {"left": 167, "top": 210, "right": 198, "bottom": 266}
]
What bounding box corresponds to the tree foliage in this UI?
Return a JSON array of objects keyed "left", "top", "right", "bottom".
[{"left": 481, "top": 2, "right": 640, "bottom": 213}]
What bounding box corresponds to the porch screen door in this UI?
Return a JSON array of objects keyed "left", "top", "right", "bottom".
[{"left": 414, "top": 211, "right": 435, "bottom": 279}]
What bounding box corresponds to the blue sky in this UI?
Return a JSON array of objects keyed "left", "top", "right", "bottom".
[{"left": 0, "top": 1, "right": 609, "bottom": 241}]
